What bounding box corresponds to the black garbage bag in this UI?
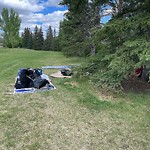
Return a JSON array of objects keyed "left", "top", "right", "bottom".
[
  {"left": 33, "top": 76, "right": 49, "bottom": 89},
  {"left": 60, "top": 68, "right": 73, "bottom": 76}
]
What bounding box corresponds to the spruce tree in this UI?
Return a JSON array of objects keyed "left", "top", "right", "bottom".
[
  {"left": 43, "top": 25, "right": 53, "bottom": 50},
  {"left": 37, "top": 27, "right": 44, "bottom": 50},
  {"left": 33, "top": 26, "right": 44, "bottom": 50},
  {"left": 59, "top": 0, "right": 101, "bottom": 56},
  {"left": 22, "top": 27, "right": 33, "bottom": 49},
  {"left": 52, "top": 28, "right": 61, "bottom": 51},
  {"left": 33, "top": 25, "right": 39, "bottom": 50}
]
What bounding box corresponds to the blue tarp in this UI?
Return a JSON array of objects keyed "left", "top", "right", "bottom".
[
  {"left": 42, "top": 66, "right": 72, "bottom": 69},
  {"left": 14, "top": 83, "right": 56, "bottom": 94}
]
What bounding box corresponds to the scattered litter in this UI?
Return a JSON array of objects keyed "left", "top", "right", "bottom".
[
  {"left": 50, "top": 71, "right": 72, "bottom": 78},
  {"left": 60, "top": 68, "right": 73, "bottom": 76}
]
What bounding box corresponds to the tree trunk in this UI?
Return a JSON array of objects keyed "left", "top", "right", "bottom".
[
  {"left": 147, "top": 26, "right": 150, "bottom": 42},
  {"left": 117, "top": 0, "right": 124, "bottom": 13},
  {"left": 90, "top": 43, "right": 96, "bottom": 56},
  {"left": 90, "top": 2, "right": 101, "bottom": 56}
]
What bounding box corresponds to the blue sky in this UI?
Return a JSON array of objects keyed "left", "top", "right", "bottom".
[
  {"left": 0, "top": 0, "right": 110, "bottom": 35},
  {"left": 40, "top": 6, "right": 67, "bottom": 14},
  {"left": 0, "top": 0, "right": 66, "bottom": 34},
  {"left": 101, "top": 16, "right": 111, "bottom": 24}
]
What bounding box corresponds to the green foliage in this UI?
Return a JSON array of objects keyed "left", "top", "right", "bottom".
[
  {"left": 32, "top": 26, "right": 44, "bottom": 50},
  {"left": 0, "top": 8, "right": 21, "bottom": 48},
  {"left": 59, "top": 0, "right": 101, "bottom": 56},
  {"left": 43, "top": 25, "right": 53, "bottom": 51},
  {"left": 21, "top": 25, "right": 60, "bottom": 51},
  {"left": 21, "top": 28, "right": 33, "bottom": 49},
  {"left": 77, "top": 7, "right": 150, "bottom": 89},
  {"left": 59, "top": 0, "right": 150, "bottom": 89},
  {"left": 59, "top": 18, "right": 84, "bottom": 56},
  {"left": 51, "top": 36, "right": 61, "bottom": 51}
]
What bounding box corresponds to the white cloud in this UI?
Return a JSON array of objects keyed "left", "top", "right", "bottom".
[
  {"left": 101, "top": 8, "right": 113, "bottom": 17},
  {"left": 0, "top": 0, "right": 44, "bottom": 14},
  {"left": 20, "top": 10, "right": 67, "bottom": 34},
  {"left": 0, "top": 0, "right": 67, "bottom": 35}
]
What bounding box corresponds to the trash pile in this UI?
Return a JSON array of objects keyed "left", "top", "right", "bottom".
[
  {"left": 13, "top": 66, "right": 75, "bottom": 94},
  {"left": 14, "top": 68, "right": 56, "bottom": 94}
]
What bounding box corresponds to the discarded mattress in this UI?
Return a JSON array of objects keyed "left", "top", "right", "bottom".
[{"left": 50, "top": 71, "right": 72, "bottom": 78}]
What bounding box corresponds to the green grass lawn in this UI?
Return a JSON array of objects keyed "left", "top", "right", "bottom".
[{"left": 0, "top": 48, "right": 150, "bottom": 150}]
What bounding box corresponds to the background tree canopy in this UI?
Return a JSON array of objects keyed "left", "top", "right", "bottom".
[
  {"left": 0, "top": 8, "right": 21, "bottom": 48},
  {"left": 59, "top": 0, "right": 150, "bottom": 89}
]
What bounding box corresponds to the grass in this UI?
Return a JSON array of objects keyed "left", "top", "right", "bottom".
[{"left": 0, "top": 48, "right": 150, "bottom": 150}]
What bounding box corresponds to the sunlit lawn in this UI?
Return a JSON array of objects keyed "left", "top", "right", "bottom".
[{"left": 0, "top": 48, "right": 150, "bottom": 150}]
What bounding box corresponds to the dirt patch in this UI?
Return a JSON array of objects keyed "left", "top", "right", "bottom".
[
  {"left": 64, "top": 81, "right": 79, "bottom": 87},
  {"left": 121, "top": 74, "right": 150, "bottom": 92}
]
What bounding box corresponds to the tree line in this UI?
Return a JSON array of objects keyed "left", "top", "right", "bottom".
[{"left": 21, "top": 25, "right": 60, "bottom": 51}]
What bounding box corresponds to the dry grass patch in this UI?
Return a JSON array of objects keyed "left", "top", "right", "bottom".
[{"left": 1, "top": 80, "right": 150, "bottom": 150}]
